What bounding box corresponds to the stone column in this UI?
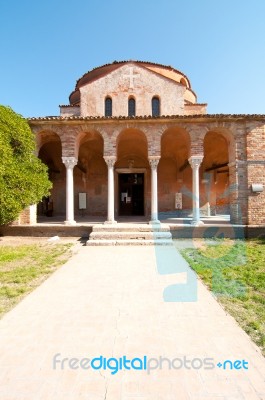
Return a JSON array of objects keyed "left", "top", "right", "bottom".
[
  {"left": 104, "top": 156, "right": 117, "bottom": 224},
  {"left": 189, "top": 155, "right": 204, "bottom": 226},
  {"left": 62, "top": 157, "right": 77, "bottom": 225},
  {"left": 149, "top": 157, "right": 160, "bottom": 224}
]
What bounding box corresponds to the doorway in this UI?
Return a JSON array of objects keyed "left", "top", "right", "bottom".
[{"left": 119, "top": 173, "right": 144, "bottom": 216}]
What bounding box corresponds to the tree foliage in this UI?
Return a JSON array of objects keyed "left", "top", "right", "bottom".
[{"left": 0, "top": 105, "right": 52, "bottom": 225}]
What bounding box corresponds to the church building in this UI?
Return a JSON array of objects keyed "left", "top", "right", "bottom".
[{"left": 25, "top": 61, "right": 264, "bottom": 229}]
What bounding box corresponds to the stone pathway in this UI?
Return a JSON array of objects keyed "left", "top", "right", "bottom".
[{"left": 0, "top": 244, "right": 264, "bottom": 399}]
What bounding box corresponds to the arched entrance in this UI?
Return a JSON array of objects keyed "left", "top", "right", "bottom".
[
  {"left": 159, "top": 128, "right": 191, "bottom": 215},
  {"left": 203, "top": 130, "right": 230, "bottom": 216},
  {"left": 75, "top": 131, "right": 107, "bottom": 216},
  {"left": 116, "top": 129, "right": 148, "bottom": 217},
  {"left": 37, "top": 131, "right": 63, "bottom": 218}
]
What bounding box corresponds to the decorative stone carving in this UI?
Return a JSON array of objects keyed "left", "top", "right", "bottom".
[
  {"left": 104, "top": 157, "right": 116, "bottom": 168},
  {"left": 188, "top": 156, "right": 203, "bottom": 169},
  {"left": 149, "top": 157, "right": 160, "bottom": 169},
  {"left": 62, "top": 157, "right": 77, "bottom": 169}
]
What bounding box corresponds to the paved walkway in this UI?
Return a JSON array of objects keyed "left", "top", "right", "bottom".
[{"left": 0, "top": 244, "right": 264, "bottom": 399}]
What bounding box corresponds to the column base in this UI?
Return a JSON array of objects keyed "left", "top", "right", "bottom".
[
  {"left": 104, "top": 220, "right": 117, "bottom": 225},
  {"left": 190, "top": 220, "right": 204, "bottom": 226},
  {"left": 64, "top": 220, "right": 76, "bottom": 226},
  {"left": 149, "top": 220, "right": 160, "bottom": 225}
]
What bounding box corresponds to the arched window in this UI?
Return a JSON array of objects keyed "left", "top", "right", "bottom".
[
  {"left": 152, "top": 96, "right": 160, "bottom": 117},
  {"left": 128, "top": 98, "right": 136, "bottom": 116},
  {"left": 105, "top": 97, "right": 112, "bottom": 117},
  {"left": 180, "top": 78, "right": 187, "bottom": 87}
]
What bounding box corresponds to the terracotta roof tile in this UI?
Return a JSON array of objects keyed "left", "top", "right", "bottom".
[
  {"left": 59, "top": 104, "right": 80, "bottom": 108},
  {"left": 28, "top": 114, "right": 265, "bottom": 122}
]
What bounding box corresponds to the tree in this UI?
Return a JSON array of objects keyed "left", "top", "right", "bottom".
[{"left": 0, "top": 105, "right": 52, "bottom": 225}]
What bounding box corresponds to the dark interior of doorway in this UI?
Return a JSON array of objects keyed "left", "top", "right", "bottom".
[{"left": 119, "top": 173, "right": 144, "bottom": 216}]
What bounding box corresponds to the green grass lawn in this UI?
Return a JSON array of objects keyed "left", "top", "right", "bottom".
[
  {"left": 0, "top": 242, "right": 73, "bottom": 318},
  {"left": 180, "top": 238, "right": 265, "bottom": 355}
]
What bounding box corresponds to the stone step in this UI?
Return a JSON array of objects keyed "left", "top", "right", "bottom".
[
  {"left": 89, "top": 231, "right": 172, "bottom": 240},
  {"left": 86, "top": 223, "right": 173, "bottom": 246},
  {"left": 92, "top": 223, "right": 170, "bottom": 233},
  {"left": 86, "top": 239, "right": 174, "bottom": 246}
]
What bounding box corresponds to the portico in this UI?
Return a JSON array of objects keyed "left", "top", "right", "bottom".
[{"left": 33, "top": 118, "right": 240, "bottom": 226}]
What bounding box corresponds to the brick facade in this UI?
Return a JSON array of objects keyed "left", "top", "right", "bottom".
[
  {"left": 19, "top": 61, "right": 265, "bottom": 227},
  {"left": 246, "top": 123, "right": 265, "bottom": 225}
]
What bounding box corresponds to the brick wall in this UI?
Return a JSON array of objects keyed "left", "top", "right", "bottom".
[
  {"left": 184, "top": 104, "right": 207, "bottom": 115},
  {"left": 246, "top": 123, "right": 265, "bottom": 225},
  {"left": 80, "top": 64, "right": 186, "bottom": 117},
  {"left": 12, "top": 205, "right": 37, "bottom": 226}
]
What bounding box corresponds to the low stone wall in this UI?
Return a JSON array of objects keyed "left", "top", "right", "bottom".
[
  {"left": 246, "top": 226, "right": 265, "bottom": 239},
  {"left": 1, "top": 223, "right": 264, "bottom": 239},
  {"left": 170, "top": 225, "right": 247, "bottom": 239},
  {"left": 170, "top": 226, "right": 265, "bottom": 239},
  {"left": 0, "top": 225, "right": 93, "bottom": 238}
]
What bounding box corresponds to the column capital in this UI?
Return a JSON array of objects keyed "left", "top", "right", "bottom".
[
  {"left": 104, "top": 156, "right": 116, "bottom": 168},
  {"left": 188, "top": 155, "right": 203, "bottom": 169},
  {"left": 149, "top": 156, "right": 160, "bottom": 169},
  {"left": 62, "top": 157, "right": 78, "bottom": 169}
]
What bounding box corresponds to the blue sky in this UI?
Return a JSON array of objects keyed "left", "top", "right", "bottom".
[{"left": 1, "top": 0, "right": 264, "bottom": 117}]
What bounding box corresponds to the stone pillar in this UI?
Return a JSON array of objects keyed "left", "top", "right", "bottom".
[
  {"left": 149, "top": 157, "right": 160, "bottom": 223},
  {"left": 189, "top": 155, "right": 204, "bottom": 226},
  {"left": 62, "top": 157, "right": 77, "bottom": 225},
  {"left": 104, "top": 157, "right": 117, "bottom": 224}
]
